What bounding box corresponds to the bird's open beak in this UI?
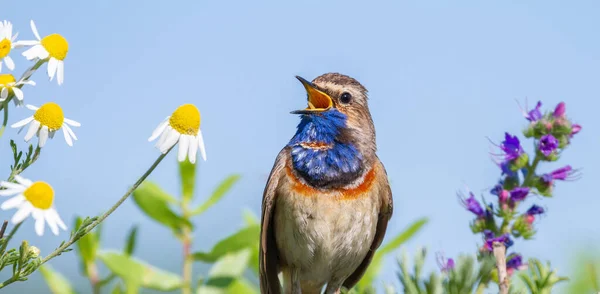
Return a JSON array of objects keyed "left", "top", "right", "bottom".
[{"left": 291, "top": 76, "right": 333, "bottom": 114}]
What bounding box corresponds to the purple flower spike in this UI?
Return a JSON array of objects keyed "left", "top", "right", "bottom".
[
  {"left": 526, "top": 204, "right": 545, "bottom": 216},
  {"left": 539, "top": 134, "right": 559, "bottom": 156},
  {"left": 542, "top": 165, "right": 574, "bottom": 183},
  {"left": 436, "top": 252, "right": 455, "bottom": 272},
  {"left": 506, "top": 253, "right": 526, "bottom": 272},
  {"left": 501, "top": 133, "right": 524, "bottom": 161},
  {"left": 524, "top": 101, "right": 543, "bottom": 122},
  {"left": 553, "top": 102, "right": 566, "bottom": 118},
  {"left": 460, "top": 192, "right": 485, "bottom": 217},
  {"left": 509, "top": 187, "right": 530, "bottom": 202}
]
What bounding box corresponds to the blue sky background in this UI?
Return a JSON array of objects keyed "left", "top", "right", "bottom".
[{"left": 2, "top": 1, "right": 599, "bottom": 293}]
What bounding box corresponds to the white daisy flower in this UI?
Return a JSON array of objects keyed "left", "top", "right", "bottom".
[
  {"left": 148, "top": 104, "right": 207, "bottom": 164},
  {"left": 0, "top": 73, "right": 36, "bottom": 106},
  {"left": 0, "top": 175, "right": 67, "bottom": 236},
  {"left": 0, "top": 20, "right": 23, "bottom": 72},
  {"left": 16, "top": 20, "right": 68, "bottom": 85},
  {"left": 11, "top": 103, "right": 80, "bottom": 147}
]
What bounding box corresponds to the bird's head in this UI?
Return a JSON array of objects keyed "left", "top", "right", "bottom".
[{"left": 291, "top": 73, "right": 376, "bottom": 158}]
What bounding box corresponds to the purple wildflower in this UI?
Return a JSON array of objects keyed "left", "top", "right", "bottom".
[
  {"left": 522, "top": 101, "right": 543, "bottom": 122},
  {"left": 436, "top": 252, "right": 455, "bottom": 272},
  {"left": 501, "top": 133, "right": 524, "bottom": 161},
  {"left": 483, "top": 233, "right": 513, "bottom": 252},
  {"left": 509, "top": 187, "right": 530, "bottom": 202},
  {"left": 483, "top": 229, "right": 495, "bottom": 240},
  {"left": 460, "top": 192, "right": 485, "bottom": 217},
  {"left": 571, "top": 124, "right": 582, "bottom": 137},
  {"left": 506, "top": 253, "right": 526, "bottom": 275},
  {"left": 539, "top": 134, "right": 559, "bottom": 156},
  {"left": 526, "top": 204, "right": 545, "bottom": 216},
  {"left": 553, "top": 102, "right": 566, "bottom": 118},
  {"left": 542, "top": 165, "right": 575, "bottom": 183}
]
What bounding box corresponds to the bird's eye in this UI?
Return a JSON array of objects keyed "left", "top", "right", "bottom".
[{"left": 340, "top": 92, "right": 352, "bottom": 104}]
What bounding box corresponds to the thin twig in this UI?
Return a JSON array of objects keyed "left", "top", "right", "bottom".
[
  {"left": 493, "top": 242, "right": 509, "bottom": 294},
  {"left": 0, "top": 221, "right": 8, "bottom": 239}
]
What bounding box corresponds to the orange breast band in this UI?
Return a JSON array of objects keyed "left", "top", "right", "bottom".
[{"left": 286, "top": 165, "right": 377, "bottom": 200}]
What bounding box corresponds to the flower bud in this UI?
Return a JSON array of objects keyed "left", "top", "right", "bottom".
[
  {"left": 510, "top": 153, "right": 529, "bottom": 171},
  {"left": 28, "top": 246, "right": 40, "bottom": 259}
]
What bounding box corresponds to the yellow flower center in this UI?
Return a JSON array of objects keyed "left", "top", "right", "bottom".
[
  {"left": 0, "top": 38, "right": 10, "bottom": 59},
  {"left": 169, "top": 104, "right": 201, "bottom": 135},
  {"left": 23, "top": 181, "right": 54, "bottom": 210},
  {"left": 0, "top": 74, "right": 16, "bottom": 86},
  {"left": 33, "top": 102, "right": 64, "bottom": 131},
  {"left": 41, "top": 34, "right": 69, "bottom": 61}
]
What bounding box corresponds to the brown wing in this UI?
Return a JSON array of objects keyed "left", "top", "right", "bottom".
[
  {"left": 342, "top": 158, "right": 394, "bottom": 290},
  {"left": 259, "top": 148, "right": 289, "bottom": 294}
]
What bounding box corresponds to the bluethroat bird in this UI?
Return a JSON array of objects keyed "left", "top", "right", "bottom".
[{"left": 259, "top": 73, "right": 393, "bottom": 294}]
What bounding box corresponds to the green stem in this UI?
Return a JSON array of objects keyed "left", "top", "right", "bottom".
[
  {"left": 181, "top": 197, "right": 193, "bottom": 294},
  {"left": 0, "top": 104, "right": 8, "bottom": 139},
  {"left": 523, "top": 155, "right": 541, "bottom": 187},
  {"left": 0, "top": 150, "right": 170, "bottom": 290},
  {"left": 0, "top": 222, "right": 22, "bottom": 255},
  {"left": 40, "top": 151, "right": 170, "bottom": 265}
]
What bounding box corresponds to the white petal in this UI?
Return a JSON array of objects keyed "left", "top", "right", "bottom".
[
  {"left": 22, "top": 45, "right": 47, "bottom": 60},
  {"left": 1, "top": 195, "right": 25, "bottom": 209},
  {"left": 63, "top": 124, "right": 77, "bottom": 140},
  {"left": 39, "top": 126, "right": 49, "bottom": 147},
  {"left": 24, "top": 120, "right": 40, "bottom": 142},
  {"left": 64, "top": 118, "right": 80, "bottom": 127},
  {"left": 14, "top": 175, "right": 32, "bottom": 186},
  {"left": 4, "top": 56, "right": 14, "bottom": 70},
  {"left": 21, "top": 80, "right": 36, "bottom": 86},
  {"left": 178, "top": 135, "right": 190, "bottom": 162},
  {"left": 0, "top": 189, "right": 21, "bottom": 197},
  {"left": 57, "top": 61, "right": 64, "bottom": 85},
  {"left": 49, "top": 130, "right": 55, "bottom": 139},
  {"left": 10, "top": 116, "right": 33, "bottom": 128},
  {"left": 12, "top": 87, "right": 23, "bottom": 101},
  {"left": 11, "top": 203, "right": 32, "bottom": 224},
  {"left": 159, "top": 129, "right": 180, "bottom": 153},
  {"left": 30, "top": 20, "right": 41, "bottom": 40},
  {"left": 62, "top": 127, "right": 73, "bottom": 146},
  {"left": 34, "top": 214, "right": 45, "bottom": 236},
  {"left": 148, "top": 119, "right": 169, "bottom": 142},
  {"left": 188, "top": 136, "right": 198, "bottom": 164},
  {"left": 47, "top": 58, "right": 58, "bottom": 81},
  {"left": 45, "top": 211, "right": 59, "bottom": 235},
  {"left": 0, "top": 61, "right": 2, "bottom": 72},
  {"left": 197, "top": 129, "right": 207, "bottom": 161},
  {"left": 0, "top": 181, "right": 23, "bottom": 190},
  {"left": 26, "top": 104, "right": 39, "bottom": 111},
  {"left": 48, "top": 208, "right": 66, "bottom": 230},
  {"left": 13, "top": 40, "right": 39, "bottom": 48},
  {"left": 0, "top": 87, "right": 8, "bottom": 100}
]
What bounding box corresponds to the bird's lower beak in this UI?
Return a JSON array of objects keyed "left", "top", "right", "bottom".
[{"left": 291, "top": 76, "right": 333, "bottom": 114}]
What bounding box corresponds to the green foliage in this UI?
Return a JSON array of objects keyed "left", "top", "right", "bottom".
[
  {"left": 517, "top": 258, "right": 568, "bottom": 294},
  {"left": 39, "top": 265, "right": 76, "bottom": 294},
  {"left": 192, "top": 225, "right": 260, "bottom": 263},
  {"left": 355, "top": 217, "right": 428, "bottom": 293},
  {"left": 98, "top": 250, "right": 183, "bottom": 293},
  {"left": 396, "top": 248, "right": 496, "bottom": 294},
  {"left": 566, "top": 251, "right": 600, "bottom": 294},
  {"left": 124, "top": 226, "right": 138, "bottom": 256},
  {"left": 179, "top": 159, "right": 197, "bottom": 201},
  {"left": 192, "top": 174, "right": 241, "bottom": 216},
  {"left": 132, "top": 182, "right": 192, "bottom": 233},
  {"left": 74, "top": 217, "right": 99, "bottom": 274},
  {"left": 196, "top": 249, "right": 256, "bottom": 294}
]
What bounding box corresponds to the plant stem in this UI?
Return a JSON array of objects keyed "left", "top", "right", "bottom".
[
  {"left": 493, "top": 242, "right": 509, "bottom": 294},
  {"left": 523, "top": 155, "right": 541, "bottom": 187},
  {"left": 0, "top": 222, "right": 22, "bottom": 254},
  {"left": 0, "top": 150, "right": 171, "bottom": 290},
  {"left": 40, "top": 151, "right": 170, "bottom": 265},
  {"left": 181, "top": 192, "right": 193, "bottom": 294},
  {"left": 0, "top": 104, "right": 8, "bottom": 139}
]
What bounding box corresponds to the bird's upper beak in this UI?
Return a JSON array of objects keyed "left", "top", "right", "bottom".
[{"left": 291, "top": 76, "right": 333, "bottom": 114}]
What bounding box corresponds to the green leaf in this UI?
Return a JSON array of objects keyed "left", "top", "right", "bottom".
[
  {"left": 124, "top": 226, "right": 138, "bottom": 256},
  {"left": 192, "top": 174, "right": 241, "bottom": 216},
  {"left": 192, "top": 225, "right": 259, "bottom": 263},
  {"left": 228, "top": 278, "right": 260, "bottom": 294},
  {"left": 98, "top": 250, "right": 183, "bottom": 292},
  {"left": 132, "top": 182, "right": 191, "bottom": 231},
  {"left": 357, "top": 217, "right": 428, "bottom": 290},
  {"left": 197, "top": 249, "right": 252, "bottom": 294},
  {"left": 40, "top": 265, "right": 76, "bottom": 294},
  {"left": 179, "top": 159, "right": 197, "bottom": 201},
  {"left": 111, "top": 283, "right": 124, "bottom": 294},
  {"left": 242, "top": 209, "right": 259, "bottom": 226},
  {"left": 74, "top": 216, "right": 98, "bottom": 269}
]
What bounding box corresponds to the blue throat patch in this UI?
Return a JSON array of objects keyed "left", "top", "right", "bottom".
[{"left": 288, "top": 110, "right": 363, "bottom": 187}]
